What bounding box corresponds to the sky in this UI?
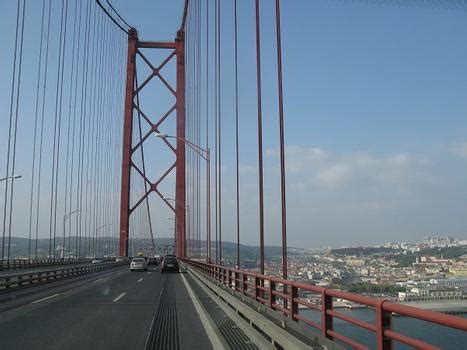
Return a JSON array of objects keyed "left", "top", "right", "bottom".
[{"left": 1, "top": 0, "right": 467, "bottom": 249}]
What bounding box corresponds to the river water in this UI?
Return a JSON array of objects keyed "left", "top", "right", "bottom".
[{"left": 300, "top": 308, "right": 466, "bottom": 349}]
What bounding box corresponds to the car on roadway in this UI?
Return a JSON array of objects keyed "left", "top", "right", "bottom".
[
  {"left": 91, "top": 258, "right": 103, "bottom": 264},
  {"left": 153, "top": 255, "right": 161, "bottom": 265},
  {"left": 160, "top": 255, "right": 179, "bottom": 273},
  {"left": 130, "top": 257, "right": 148, "bottom": 271},
  {"left": 115, "top": 257, "right": 125, "bottom": 263}
]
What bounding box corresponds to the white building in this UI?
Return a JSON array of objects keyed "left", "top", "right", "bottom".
[{"left": 430, "top": 278, "right": 467, "bottom": 288}]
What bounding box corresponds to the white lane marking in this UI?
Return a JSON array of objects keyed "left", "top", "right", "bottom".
[
  {"left": 181, "top": 273, "right": 225, "bottom": 350},
  {"left": 92, "top": 278, "right": 103, "bottom": 283},
  {"left": 113, "top": 292, "right": 126, "bottom": 302},
  {"left": 137, "top": 278, "right": 143, "bottom": 283},
  {"left": 31, "top": 293, "right": 60, "bottom": 304}
]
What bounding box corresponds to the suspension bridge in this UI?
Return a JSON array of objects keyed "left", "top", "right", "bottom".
[{"left": 1, "top": 0, "right": 467, "bottom": 349}]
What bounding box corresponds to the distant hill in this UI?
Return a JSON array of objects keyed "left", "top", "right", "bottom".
[
  {"left": 331, "top": 245, "right": 467, "bottom": 259},
  {"left": 4, "top": 236, "right": 301, "bottom": 261},
  {"left": 331, "top": 247, "right": 397, "bottom": 257}
]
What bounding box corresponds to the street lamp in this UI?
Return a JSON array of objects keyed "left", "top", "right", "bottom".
[
  {"left": 95, "top": 224, "right": 112, "bottom": 258},
  {"left": 0, "top": 175, "right": 21, "bottom": 182},
  {"left": 164, "top": 197, "right": 191, "bottom": 258},
  {"left": 167, "top": 217, "right": 175, "bottom": 234},
  {"left": 62, "top": 210, "right": 81, "bottom": 259},
  {"left": 156, "top": 132, "right": 211, "bottom": 263}
]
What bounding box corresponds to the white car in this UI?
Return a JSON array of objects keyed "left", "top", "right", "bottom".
[
  {"left": 130, "top": 257, "right": 148, "bottom": 271},
  {"left": 91, "top": 258, "right": 103, "bottom": 264}
]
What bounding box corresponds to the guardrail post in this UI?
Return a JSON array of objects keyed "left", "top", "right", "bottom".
[
  {"left": 290, "top": 283, "right": 298, "bottom": 320},
  {"left": 376, "top": 300, "right": 392, "bottom": 350},
  {"left": 242, "top": 273, "right": 247, "bottom": 295},
  {"left": 269, "top": 280, "right": 276, "bottom": 308},
  {"left": 321, "top": 289, "right": 333, "bottom": 340},
  {"left": 254, "top": 275, "right": 260, "bottom": 301}
]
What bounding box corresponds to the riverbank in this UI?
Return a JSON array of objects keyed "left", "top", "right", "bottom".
[{"left": 400, "top": 300, "right": 467, "bottom": 314}]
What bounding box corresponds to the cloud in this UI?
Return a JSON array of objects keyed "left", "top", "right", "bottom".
[
  {"left": 267, "top": 145, "right": 430, "bottom": 191},
  {"left": 450, "top": 142, "right": 467, "bottom": 159},
  {"left": 207, "top": 144, "right": 467, "bottom": 248},
  {"left": 312, "top": 163, "right": 351, "bottom": 188},
  {"left": 239, "top": 164, "right": 257, "bottom": 175},
  {"left": 267, "top": 145, "right": 328, "bottom": 174}
]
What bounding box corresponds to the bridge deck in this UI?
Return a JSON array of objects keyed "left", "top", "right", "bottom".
[{"left": 0, "top": 265, "right": 218, "bottom": 349}]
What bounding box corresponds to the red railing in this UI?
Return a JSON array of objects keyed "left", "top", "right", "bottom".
[{"left": 183, "top": 259, "right": 467, "bottom": 350}]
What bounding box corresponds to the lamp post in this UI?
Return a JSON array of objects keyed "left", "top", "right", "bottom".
[
  {"left": 62, "top": 210, "right": 81, "bottom": 259},
  {"left": 167, "top": 217, "right": 176, "bottom": 252},
  {"left": 95, "top": 224, "right": 112, "bottom": 258},
  {"left": 0, "top": 175, "right": 21, "bottom": 182},
  {"left": 167, "top": 217, "right": 176, "bottom": 232},
  {"left": 164, "top": 197, "right": 191, "bottom": 258},
  {"left": 1, "top": 174, "right": 21, "bottom": 263},
  {"left": 156, "top": 133, "right": 211, "bottom": 262}
]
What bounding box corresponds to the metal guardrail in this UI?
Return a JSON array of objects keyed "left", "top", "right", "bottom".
[
  {"left": 184, "top": 259, "right": 467, "bottom": 350},
  {"left": 0, "top": 257, "right": 116, "bottom": 271},
  {"left": 0, "top": 262, "right": 124, "bottom": 292}
]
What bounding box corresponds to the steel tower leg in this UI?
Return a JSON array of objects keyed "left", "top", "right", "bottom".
[
  {"left": 119, "top": 29, "right": 137, "bottom": 257},
  {"left": 175, "top": 30, "right": 186, "bottom": 258}
]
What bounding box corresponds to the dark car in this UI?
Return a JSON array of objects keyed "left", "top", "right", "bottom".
[{"left": 160, "top": 255, "right": 179, "bottom": 273}]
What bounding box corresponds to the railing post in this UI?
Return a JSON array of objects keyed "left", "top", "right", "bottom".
[
  {"left": 376, "top": 300, "right": 392, "bottom": 350},
  {"left": 321, "top": 289, "right": 333, "bottom": 340},
  {"left": 269, "top": 280, "right": 276, "bottom": 308},
  {"left": 242, "top": 273, "right": 247, "bottom": 295},
  {"left": 254, "top": 275, "right": 260, "bottom": 301},
  {"left": 290, "top": 283, "right": 298, "bottom": 320}
]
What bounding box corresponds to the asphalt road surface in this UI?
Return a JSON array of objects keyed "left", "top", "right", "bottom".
[{"left": 0, "top": 265, "right": 212, "bottom": 350}]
